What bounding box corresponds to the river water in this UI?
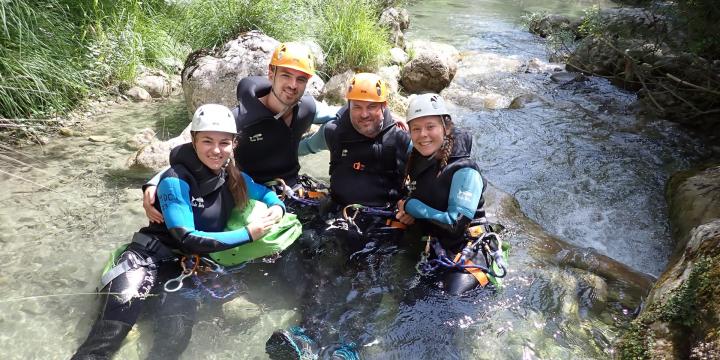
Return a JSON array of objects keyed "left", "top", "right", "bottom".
[{"left": 0, "top": 0, "right": 713, "bottom": 359}]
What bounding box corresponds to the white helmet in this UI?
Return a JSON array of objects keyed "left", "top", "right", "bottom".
[
  {"left": 191, "top": 104, "right": 237, "bottom": 134},
  {"left": 406, "top": 93, "right": 450, "bottom": 123}
]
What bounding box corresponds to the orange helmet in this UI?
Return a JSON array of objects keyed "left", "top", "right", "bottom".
[
  {"left": 346, "top": 73, "right": 388, "bottom": 102},
  {"left": 270, "top": 43, "right": 315, "bottom": 76}
]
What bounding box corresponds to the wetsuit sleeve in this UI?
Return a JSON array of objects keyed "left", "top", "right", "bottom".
[
  {"left": 298, "top": 123, "right": 329, "bottom": 156},
  {"left": 242, "top": 172, "right": 286, "bottom": 211},
  {"left": 142, "top": 166, "right": 170, "bottom": 191},
  {"left": 313, "top": 102, "right": 340, "bottom": 124},
  {"left": 404, "top": 168, "right": 484, "bottom": 233},
  {"left": 158, "top": 176, "right": 253, "bottom": 253}
]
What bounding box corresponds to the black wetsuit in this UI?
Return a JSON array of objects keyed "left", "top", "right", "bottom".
[
  {"left": 234, "top": 76, "right": 317, "bottom": 186},
  {"left": 73, "top": 144, "right": 283, "bottom": 360}
]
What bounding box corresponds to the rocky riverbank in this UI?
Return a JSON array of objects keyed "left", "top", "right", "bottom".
[
  {"left": 527, "top": 5, "right": 720, "bottom": 146},
  {"left": 527, "top": 3, "right": 720, "bottom": 357}
]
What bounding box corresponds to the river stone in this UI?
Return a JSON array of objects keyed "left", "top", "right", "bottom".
[
  {"left": 400, "top": 41, "right": 458, "bottom": 94},
  {"left": 378, "top": 65, "right": 401, "bottom": 95},
  {"left": 526, "top": 14, "right": 581, "bottom": 39},
  {"left": 126, "top": 126, "right": 191, "bottom": 170},
  {"left": 550, "top": 72, "right": 586, "bottom": 83},
  {"left": 389, "top": 47, "right": 409, "bottom": 65},
  {"left": 379, "top": 7, "right": 410, "bottom": 48},
  {"left": 88, "top": 135, "right": 111, "bottom": 143},
  {"left": 322, "top": 70, "right": 355, "bottom": 105},
  {"left": 125, "top": 86, "right": 151, "bottom": 102},
  {"left": 305, "top": 76, "right": 325, "bottom": 98},
  {"left": 616, "top": 163, "right": 720, "bottom": 359},
  {"left": 136, "top": 74, "right": 169, "bottom": 98},
  {"left": 667, "top": 165, "right": 720, "bottom": 247},
  {"left": 222, "top": 295, "right": 263, "bottom": 321},
  {"left": 59, "top": 127, "right": 74, "bottom": 137},
  {"left": 126, "top": 128, "right": 157, "bottom": 150},
  {"left": 169, "top": 75, "right": 182, "bottom": 96},
  {"left": 182, "top": 30, "right": 278, "bottom": 117},
  {"left": 297, "top": 39, "right": 326, "bottom": 72},
  {"left": 509, "top": 94, "right": 543, "bottom": 109}
]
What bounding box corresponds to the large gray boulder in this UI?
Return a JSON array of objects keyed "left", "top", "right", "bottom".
[
  {"left": 400, "top": 41, "right": 458, "bottom": 94},
  {"left": 379, "top": 7, "right": 410, "bottom": 48},
  {"left": 321, "top": 70, "right": 355, "bottom": 105},
  {"left": 181, "top": 32, "right": 326, "bottom": 116},
  {"left": 181, "top": 31, "right": 278, "bottom": 116},
  {"left": 125, "top": 126, "right": 191, "bottom": 170}
]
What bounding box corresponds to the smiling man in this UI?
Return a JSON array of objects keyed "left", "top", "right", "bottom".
[
  {"left": 233, "top": 42, "right": 331, "bottom": 186},
  {"left": 299, "top": 72, "right": 412, "bottom": 208},
  {"left": 142, "top": 43, "right": 338, "bottom": 223}
]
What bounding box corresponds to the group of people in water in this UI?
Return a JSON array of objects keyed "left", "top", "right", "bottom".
[{"left": 72, "top": 42, "right": 506, "bottom": 360}]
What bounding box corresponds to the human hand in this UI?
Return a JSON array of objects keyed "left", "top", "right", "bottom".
[
  {"left": 396, "top": 211, "right": 415, "bottom": 225},
  {"left": 247, "top": 217, "right": 275, "bottom": 240},
  {"left": 395, "top": 199, "right": 415, "bottom": 225},
  {"left": 260, "top": 205, "right": 284, "bottom": 224},
  {"left": 390, "top": 112, "right": 410, "bottom": 132},
  {"left": 143, "top": 186, "right": 164, "bottom": 223}
]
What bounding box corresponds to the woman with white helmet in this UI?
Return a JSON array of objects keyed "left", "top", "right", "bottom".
[
  {"left": 72, "top": 104, "right": 287, "bottom": 360},
  {"left": 396, "top": 93, "right": 495, "bottom": 295}
]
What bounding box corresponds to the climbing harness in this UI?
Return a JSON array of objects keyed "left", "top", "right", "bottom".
[
  {"left": 164, "top": 255, "right": 237, "bottom": 294},
  {"left": 333, "top": 203, "right": 407, "bottom": 236},
  {"left": 265, "top": 175, "right": 329, "bottom": 207},
  {"left": 415, "top": 223, "right": 508, "bottom": 287},
  {"left": 164, "top": 255, "right": 200, "bottom": 292}
]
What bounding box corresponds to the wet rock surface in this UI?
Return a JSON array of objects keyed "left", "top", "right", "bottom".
[{"left": 617, "top": 165, "right": 720, "bottom": 359}]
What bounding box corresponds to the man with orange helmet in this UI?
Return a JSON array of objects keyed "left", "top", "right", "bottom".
[
  {"left": 142, "top": 42, "right": 338, "bottom": 223},
  {"left": 299, "top": 72, "right": 411, "bottom": 209},
  {"left": 232, "top": 42, "right": 336, "bottom": 186},
  {"left": 265, "top": 73, "right": 412, "bottom": 360}
]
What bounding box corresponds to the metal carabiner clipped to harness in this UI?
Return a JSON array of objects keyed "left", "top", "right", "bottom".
[{"left": 164, "top": 255, "right": 199, "bottom": 293}]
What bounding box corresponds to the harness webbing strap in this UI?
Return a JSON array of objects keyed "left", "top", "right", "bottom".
[
  {"left": 99, "top": 257, "right": 155, "bottom": 290},
  {"left": 98, "top": 233, "right": 174, "bottom": 290},
  {"left": 463, "top": 260, "right": 490, "bottom": 286}
]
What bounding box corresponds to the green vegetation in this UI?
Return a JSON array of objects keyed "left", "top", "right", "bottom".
[
  {"left": 1, "top": 0, "right": 397, "bottom": 138},
  {"left": 315, "top": 0, "right": 390, "bottom": 76},
  {"left": 677, "top": 0, "right": 720, "bottom": 58},
  {"left": 617, "top": 254, "right": 720, "bottom": 359}
]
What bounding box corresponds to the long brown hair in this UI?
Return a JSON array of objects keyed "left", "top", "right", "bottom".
[
  {"left": 403, "top": 115, "right": 455, "bottom": 184},
  {"left": 225, "top": 153, "right": 248, "bottom": 209}
]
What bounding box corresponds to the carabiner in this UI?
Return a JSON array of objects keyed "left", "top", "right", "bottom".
[
  {"left": 164, "top": 256, "right": 198, "bottom": 293},
  {"left": 200, "top": 256, "right": 224, "bottom": 274},
  {"left": 164, "top": 269, "right": 193, "bottom": 292}
]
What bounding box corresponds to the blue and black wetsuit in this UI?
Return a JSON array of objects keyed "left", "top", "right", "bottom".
[
  {"left": 72, "top": 143, "right": 284, "bottom": 360},
  {"left": 404, "top": 130, "right": 487, "bottom": 294}
]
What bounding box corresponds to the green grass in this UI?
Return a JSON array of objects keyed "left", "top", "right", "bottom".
[
  {"left": 0, "top": 0, "right": 395, "bottom": 134},
  {"left": 315, "top": 0, "right": 391, "bottom": 76}
]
